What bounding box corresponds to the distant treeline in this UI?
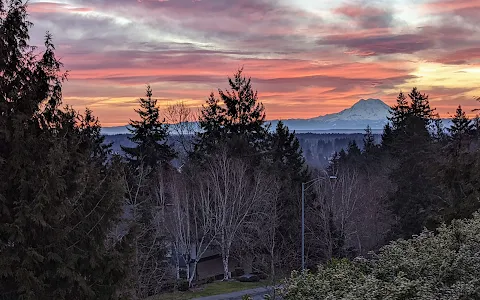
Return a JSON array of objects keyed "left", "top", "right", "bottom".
[{"left": 104, "top": 133, "right": 383, "bottom": 167}]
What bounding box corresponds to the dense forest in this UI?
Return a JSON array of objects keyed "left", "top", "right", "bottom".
[
  {"left": 2, "top": 1, "right": 480, "bottom": 299},
  {"left": 104, "top": 132, "right": 382, "bottom": 168}
]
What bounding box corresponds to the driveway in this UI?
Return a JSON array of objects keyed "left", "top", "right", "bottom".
[{"left": 192, "top": 286, "right": 281, "bottom": 300}]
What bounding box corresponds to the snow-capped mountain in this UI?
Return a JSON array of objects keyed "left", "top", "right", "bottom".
[
  {"left": 101, "top": 98, "right": 392, "bottom": 135},
  {"left": 275, "top": 98, "right": 391, "bottom": 132},
  {"left": 310, "top": 99, "right": 389, "bottom": 122}
]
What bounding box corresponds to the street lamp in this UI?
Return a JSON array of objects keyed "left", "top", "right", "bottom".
[{"left": 301, "top": 175, "right": 337, "bottom": 271}]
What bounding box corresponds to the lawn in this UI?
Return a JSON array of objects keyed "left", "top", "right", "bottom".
[{"left": 148, "top": 280, "right": 268, "bottom": 300}]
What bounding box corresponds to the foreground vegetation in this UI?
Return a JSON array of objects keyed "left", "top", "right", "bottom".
[{"left": 281, "top": 212, "right": 480, "bottom": 299}]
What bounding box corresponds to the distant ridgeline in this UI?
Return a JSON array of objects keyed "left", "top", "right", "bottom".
[
  {"left": 103, "top": 132, "right": 382, "bottom": 168},
  {"left": 101, "top": 99, "right": 393, "bottom": 135}
]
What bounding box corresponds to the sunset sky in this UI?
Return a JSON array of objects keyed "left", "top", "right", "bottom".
[{"left": 28, "top": 0, "right": 480, "bottom": 126}]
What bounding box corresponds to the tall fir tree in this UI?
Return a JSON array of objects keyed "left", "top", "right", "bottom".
[
  {"left": 196, "top": 92, "right": 226, "bottom": 153},
  {"left": 380, "top": 123, "right": 394, "bottom": 150},
  {"left": 195, "top": 68, "right": 269, "bottom": 157},
  {"left": 363, "top": 125, "right": 376, "bottom": 153},
  {"left": 409, "top": 87, "right": 435, "bottom": 126},
  {"left": 268, "top": 121, "right": 310, "bottom": 269},
  {"left": 387, "top": 88, "right": 435, "bottom": 136},
  {"left": 347, "top": 140, "right": 361, "bottom": 157},
  {"left": 362, "top": 125, "right": 383, "bottom": 170},
  {"left": 121, "top": 85, "right": 176, "bottom": 169},
  {"left": 0, "top": 3, "right": 132, "bottom": 298},
  {"left": 121, "top": 86, "right": 174, "bottom": 297},
  {"left": 436, "top": 106, "right": 479, "bottom": 221},
  {"left": 384, "top": 88, "right": 441, "bottom": 239},
  {"left": 219, "top": 68, "right": 266, "bottom": 138},
  {"left": 388, "top": 91, "right": 409, "bottom": 131},
  {"left": 448, "top": 105, "right": 473, "bottom": 149}
]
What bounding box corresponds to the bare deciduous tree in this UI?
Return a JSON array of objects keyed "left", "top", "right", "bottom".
[
  {"left": 352, "top": 169, "right": 393, "bottom": 254},
  {"left": 165, "top": 169, "right": 218, "bottom": 287},
  {"left": 206, "top": 149, "right": 270, "bottom": 280},
  {"left": 232, "top": 176, "right": 281, "bottom": 277},
  {"left": 258, "top": 179, "right": 282, "bottom": 281},
  {"left": 307, "top": 166, "right": 393, "bottom": 265},
  {"left": 331, "top": 169, "right": 362, "bottom": 251},
  {"left": 164, "top": 101, "right": 198, "bottom": 161}
]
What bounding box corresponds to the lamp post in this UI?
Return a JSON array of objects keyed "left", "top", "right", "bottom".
[{"left": 301, "top": 175, "right": 337, "bottom": 271}]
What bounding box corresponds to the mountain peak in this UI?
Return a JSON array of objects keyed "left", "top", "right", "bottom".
[
  {"left": 308, "top": 98, "right": 390, "bottom": 126},
  {"left": 351, "top": 98, "right": 390, "bottom": 109}
]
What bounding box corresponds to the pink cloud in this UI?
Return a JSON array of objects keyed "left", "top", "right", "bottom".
[
  {"left": 28, "top": 2, "right": 93, "bottom": 13},
  {"left": 25, "top": 0, "right": 480, "bottom": 125},
  {"left": 424, "top": 0, "right": 480, "bottom": 13},
  {"left": 334, "top": 4, "right": 392, "bottom": 29},
  {"left": 436, "top": 47, "right": 480, "bottom": 64}
]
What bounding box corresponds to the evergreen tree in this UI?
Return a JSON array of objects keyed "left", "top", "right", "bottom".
[
  {"left": 270, "top": 121, "right": 307, "bottom": 178},
  {"left": 387, "top": 88, "right": 435, "bottom": 135},
  {"left": 336, "top": 141, "right": 362, "bottom": 167},
  {"left": 438, "top": 150, "right": 480, "bottom": 224},
  {"left": 195, "top": 68, "right": 268, "bottom": 157},
  {"left": 363, "top": 125, "right": 376, "bottom": 153},
  {"left": 380, "top": 123, "right": 394, "bottom": 150},
  {"left": 448, "top": 105, "right": 473, "bottom": 147},
  {"left": 196, "top": 92, "right": 226, "bottom": 153},
  {"left": 121, "top": 86, "right": 174, "bottom": 297},
  {"left": 338, "top": 148, "right": 347, "bottom": 162},
  {"left": 347, "top": 140, "right": 361, "bottom": 157},
  {"left": 409, "top": 87, "right": 435, "bottom": 126},
  {"left": 219, "top": 68, "right": 266, "bottom": 138},
  {"left": 268, "top": 121, "right": 310, "bottom": 269},
  {"left": 385, "top": 89, "right": 440, "bottom": 239},
  {"left": 431, "top": 114, "right": 447, "bottom": 142},
  {"left": 436, "top": 106, "right": 479, "bottom": 223},
  {"left": 121, "top": 85, "right": 176, "bottom": 169},
  {"left": 388, "top": 92, "right": 409, "bottom": 131},
  {"left": 0, "top": 4, "right": 131, "bottom": 298}
]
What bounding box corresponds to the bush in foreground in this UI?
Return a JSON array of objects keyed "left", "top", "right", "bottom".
[{"left": 280, "top": 212, "right": 480, "bottom": 300}]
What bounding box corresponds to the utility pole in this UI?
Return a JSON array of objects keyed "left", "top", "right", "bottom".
[{"left": 301, "top": 182, "right": 305, "bottom": 271}]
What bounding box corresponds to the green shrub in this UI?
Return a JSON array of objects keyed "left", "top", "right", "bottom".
[
  {"left": 280, "top": 212, "right": 480, "bottom": 300},
  {"left": 241, "top": 295, "right": 252, "bottom": 300}
]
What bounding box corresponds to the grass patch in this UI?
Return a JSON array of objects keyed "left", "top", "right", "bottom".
[{"left": 148, "top": 280, "right": 267, "bottom": 300}]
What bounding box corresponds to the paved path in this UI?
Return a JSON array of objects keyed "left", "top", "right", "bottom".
[{"left": 192, "top": 286, "right": 279, "bottom": 300}]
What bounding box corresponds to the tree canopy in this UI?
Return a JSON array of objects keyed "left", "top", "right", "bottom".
[{"left": 1, "top": 2, "right": 131, "bottom": 298}]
